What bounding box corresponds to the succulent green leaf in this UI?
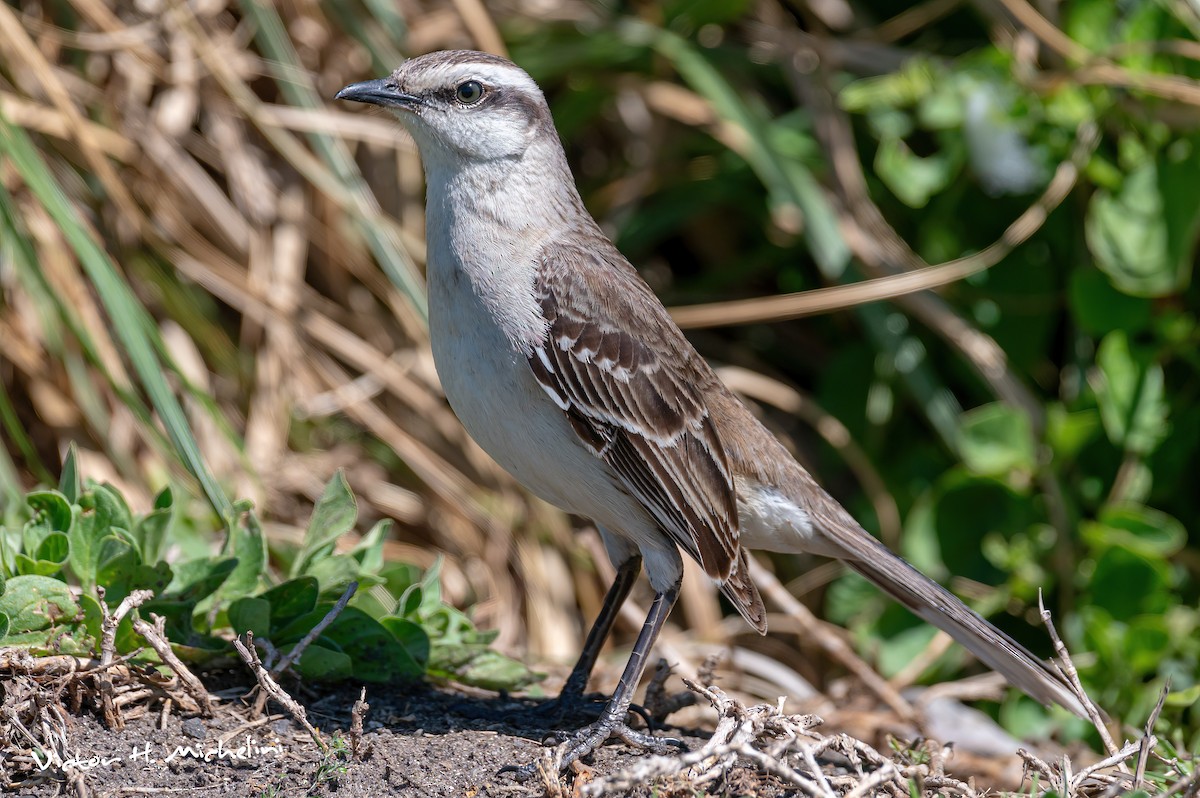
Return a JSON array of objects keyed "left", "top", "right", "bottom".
[
  {"left": 293, "top": 470, "right": 358, "bottom": 578},
  {"left": 957, "top": 403, "right": 1037, "bottom": 476},
  {"left": 0, "top": 575, "right": 78, "bottom": 634},
  {"left": 259, "top": 577, "right": 319, "bottom": 629},
  {"left": 1090, "top": 331, "right": 1168, "bottom": 455},
  {"left": 228, "top": 596, "right": 272, "bottom": 637}
]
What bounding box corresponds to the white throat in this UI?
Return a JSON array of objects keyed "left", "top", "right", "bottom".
[{"left": 418, "top": 133, "right": 583, "bottom": 354}]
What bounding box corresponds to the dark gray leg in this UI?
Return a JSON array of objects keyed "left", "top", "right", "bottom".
[
  {"left": 509, "top": 580, "right": 684, "bottom": 778},
  {"left": 557, "top": 555, "right": 642, "bottom": 701}
]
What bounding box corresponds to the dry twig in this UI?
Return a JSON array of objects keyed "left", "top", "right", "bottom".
[
  {"left": 232, "top": 631, "right": 324, "bottom": 751},
  {"left": 96, "top": 588, "right": 155, "bottom": 729},
  {"left": 130, "top": 613, "right": 214, "bottom": 716}
]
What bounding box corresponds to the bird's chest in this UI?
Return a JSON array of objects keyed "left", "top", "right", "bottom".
[{"left": 427, "top": 253, "right": 580, "bottom": 503}]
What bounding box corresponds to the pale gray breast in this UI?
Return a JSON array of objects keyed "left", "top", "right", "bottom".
[{"left": 426, "top": 254, "right": 641, "bottom": 529}]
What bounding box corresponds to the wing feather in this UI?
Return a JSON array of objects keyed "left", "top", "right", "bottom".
[{"left": 529, "top": 240, "right": 738, "bottom": 582}]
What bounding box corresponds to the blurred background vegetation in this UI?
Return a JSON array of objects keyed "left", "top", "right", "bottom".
[{"left": 0, "top": 0, "right": 1196, "bottom": 756}]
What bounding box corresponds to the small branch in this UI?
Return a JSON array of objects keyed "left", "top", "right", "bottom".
[
  {"left": 349, "top": 687, "right": 370, "bottom": 759},
  {"left": 1134, "top": 681, "right": 1170, "bottom": 791},
  {"left": 272, "top": 580, "right": 358, "bottom": 678},
  {"left": 233, "top": 632, "right": 324, "bottom": 752},
  {"left": 96, "top": 587, "right": 155, "bottom": 730},
  {"left": 1037, "top": 591, "right": 1121, "bottom": 760},
  {"left": 130, "top": 613, "right": 214, "bottom": 716}
]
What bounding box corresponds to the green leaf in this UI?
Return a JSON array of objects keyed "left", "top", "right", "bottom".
[
  {"left": 58, "top": 441, "right": 81, "bottom": 504},
  {"left": 0, "top": 611, "right": 9, "bottom": 638},
  {"left": 1081, "top": 505, "right": 1186, "bottom": 558},
  {"left": 15, "top": 554, "right": 64, "bottom": 577},
  {"left": 294, "top": 643, "right": 353, "bottom": 680},
  {"left": 351, "top": 519, "right": 391, "bottom": 576},
  {"left": 1085, "top": 141, "right": 1199, "bottom": 297},
  {"left": 957, "top": 403, "right": 1036, "bottom": 476},
  {"left": 1123, "top": 616, "right": 1170, "bottom": 674},
  {"left": 279, "top": 608, "right": 414, "bottom": 681},
  {"left": 162, "top": 557, "right": 237, "bottom": 604},
  {"left": 307, "top": 555, "right": 363, "bottom": 596},
  {"left": 399, "top": 559, "right": 445, "bottom": 621},
  {"left": 875, "top": 135, "right": 955, "bottom": 209},
  {"left": 0, "top": 575, "right": 78, "bottom": 634},
  {"left": 70, "top": 484, "right": 128, "bottom": 591},
  {"left": 260, "top": 577, "right": 319, "bottom": 628},
  {"left": 1068, "top": 267, "right": 1152, "bottom": 336},
  {"left": 1045, "top": 405, "right": 1100, "bottom": 461},
  {"left": 78, "top": 593, "right": 103, "bottom": 651},
  {"left": 431, "top": 646, "right": 541, "bottom": 691},
  {"left": 1166, "top": 683, "right": 1200, "bottom": 708},
  {"left": 26, "top": 491, "right": 73, "bottom": 534},
  {"left": 135, "top": 508, "right": 172, "bottom": 567},
  {"left": 1064, "top": 0, "right": 1116, "bottom": 51},
  {"left": 227, "top": 596, "right": 272, "bottom": 637},
  {"left": 1087, "top": 547, "right": 1170, "bottom": 621},
  {"left": 273, "top": 607, "right": 336, "bottom": 643},
  {"left": 215, "top": 510, "right": 266, "bottom": 600},
  {"left": 840, "top": 59, "right": 937, "bottom": 112},
  {"left": 153, "top": 485, "right": 174, "bottom": 511},
  {"left": 1090, "top": 331, "right": 1168, "bottom": 455},
  {"left": 169, "top": 633, "right": 232, "bottom": 663},
  {"left": 293, "top": 471, "right": 358, "bottom": 578},
  {"left": 380, "top": 616, "right": 431, "bottom": 668},
  {"left": 925, "top": 473, "right": 1031, "bottom": 582},
  {"left": 17, "top": 531, "right": 71, "bottom": 576},
  {"left": 322, "top": 607, "right": 422, "bottom": 681},
  {"left": 97, "top": 549, "right": 171, "bottom": 606}
]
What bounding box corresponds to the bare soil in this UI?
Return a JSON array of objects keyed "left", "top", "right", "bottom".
[
  {"left": 5, "top": 669, "right": 1085, "bottom": 798},
  {"left": 8, "top": 679, "right": 739, "bottom": 798}
]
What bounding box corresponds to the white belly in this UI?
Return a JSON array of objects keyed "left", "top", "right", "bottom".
[
  {"left": 429, "top": 267, "right": 633, "bottom": 524},
  {"left": 426, "top": 255, "right": 687, "bottom": 590}
]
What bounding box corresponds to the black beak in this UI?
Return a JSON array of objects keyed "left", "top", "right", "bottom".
[{"left": 335, "top": 78, "right": 421, "bottom": 109}]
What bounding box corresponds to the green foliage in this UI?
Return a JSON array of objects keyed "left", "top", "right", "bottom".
[
  {"left": 505, "top": 0, "right": 1199, "bottom": 749},
  {"left": 0, "top": 466, "right": 537, "bottom": 691},
  {"left": 1, "top": 0, "right": 1196, "bottom": 763}
]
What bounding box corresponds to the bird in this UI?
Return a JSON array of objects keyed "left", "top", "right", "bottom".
[{"left": 336, "top": 50, "right": 1083, "bottom": 773}]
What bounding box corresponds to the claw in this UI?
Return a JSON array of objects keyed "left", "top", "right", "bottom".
[{"left": 498, "top": 718, "right": 687, "bottom": 780}]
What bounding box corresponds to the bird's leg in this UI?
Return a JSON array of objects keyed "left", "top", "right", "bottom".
[
  {"left": 508, "top": 581, "right": 685, "bottom": 779},
  {"left": 555, "top": 554, "right": 642, "bottom": 707}
]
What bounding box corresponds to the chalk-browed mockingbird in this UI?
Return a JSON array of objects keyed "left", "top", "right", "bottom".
[{"left": 336, "top": 50, "right": 1081, "bottom": 773}]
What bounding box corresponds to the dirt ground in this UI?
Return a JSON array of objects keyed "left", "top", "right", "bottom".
[
  {"left": 9, "top": 680, "right": 732, "bottom": 797},
  {"left": 8, "top": 667, "right": 1068, "bottom": 798}
]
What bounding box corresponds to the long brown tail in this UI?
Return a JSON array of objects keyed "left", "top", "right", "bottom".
[{"left": 847, "top": 546, "right": 1086, "bottom": 717}]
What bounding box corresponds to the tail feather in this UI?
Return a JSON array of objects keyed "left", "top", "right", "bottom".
[
  {"left": 721, "top": 548, "right": 768, "bottom": 634},
  {"left": 847, "top": 550, "right": 1086, "bottom": 717}
]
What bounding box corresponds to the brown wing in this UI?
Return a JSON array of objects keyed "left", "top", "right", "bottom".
[{"left": 526, "top": 238, "right": 740, "bottom": 584}]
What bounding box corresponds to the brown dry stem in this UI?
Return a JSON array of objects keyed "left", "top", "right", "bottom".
[
  {"left": 232, "top": 631, "right": 324, "bottom": 751},
  {"left": 96, "top": 588, "right": 155, "bottom": 730},
  {"left": 129, "top": 613, "right": 214, "bottom": 717}
]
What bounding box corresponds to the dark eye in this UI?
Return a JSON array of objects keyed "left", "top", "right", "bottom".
[{"left": 455, "top": 80, "right": 485, "bottom": 104}]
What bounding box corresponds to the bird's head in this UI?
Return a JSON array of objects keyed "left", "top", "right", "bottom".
[{"left": 336, "top": 50, "right": 553, "bottom": 165}]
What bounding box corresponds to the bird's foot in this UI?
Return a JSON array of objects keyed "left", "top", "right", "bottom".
[{"left": 500, "top": 716, "right": 686, "bottom": 781}]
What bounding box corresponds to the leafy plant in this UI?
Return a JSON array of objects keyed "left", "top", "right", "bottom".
[{"left": 0, "top": 449, "right": 537, "bottom": 691}]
